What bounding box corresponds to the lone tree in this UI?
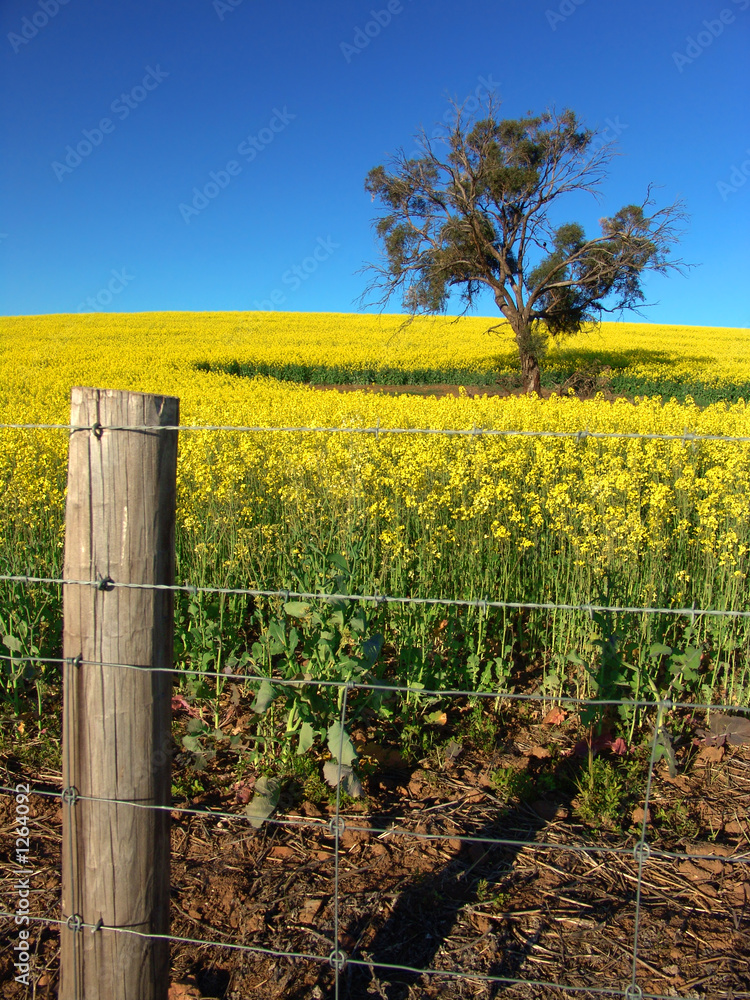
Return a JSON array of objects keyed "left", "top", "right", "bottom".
[{"left": 362, "top": 98, "right": 688, "bottom": 393}]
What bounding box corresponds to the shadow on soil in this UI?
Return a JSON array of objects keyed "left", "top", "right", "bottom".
[
  {"left": 343, "top": 778, "right": 577, "bottom": 998},
  {"left": 290, "top": 749, "right": 610, "bottom": 1000}
]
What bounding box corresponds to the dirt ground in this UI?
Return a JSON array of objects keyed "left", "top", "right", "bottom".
[{"left": 2, "top": 699, "right": 749, "bottom": 1000}]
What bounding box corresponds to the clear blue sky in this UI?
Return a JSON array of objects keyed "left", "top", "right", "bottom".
[{"left": 1, "top": 0, "right": 748, "bottom": 325}]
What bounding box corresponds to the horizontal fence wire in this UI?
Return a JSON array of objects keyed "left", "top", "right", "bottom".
[
  {"left": 3, "top": 416, "right": 749, "bottom": 999},
  {"left": 2, "top": 420, "right": 750, "bottom": 444},
  {"left": 0, "top": 908, "right": 701, "bottom": 1000},
  {"left": 1, "top": 650, "right": 749, "bottom": 714},
  {"left": 3, "top": 781, "right": 748, "bottom": 867},
  {"left": 2, "top": 573, "right": 749, "bottom": 621}
]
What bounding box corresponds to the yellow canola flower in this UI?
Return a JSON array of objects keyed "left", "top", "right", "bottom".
[{"left": 0, "top": 312, "right": 748, "bottom": 613}]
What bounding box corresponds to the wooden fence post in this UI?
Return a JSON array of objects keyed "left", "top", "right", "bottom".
[{"left": 60, "top": 388, "right": 179, "bottom": 1000}]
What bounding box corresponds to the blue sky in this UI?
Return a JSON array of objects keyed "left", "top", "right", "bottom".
[{"left": 1, "top": 0, "right": 748, "bottom": 326}]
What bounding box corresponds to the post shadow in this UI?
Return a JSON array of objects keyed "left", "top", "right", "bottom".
[{"left": 330, "top": 749, "right": 628, "bottom": 1000}]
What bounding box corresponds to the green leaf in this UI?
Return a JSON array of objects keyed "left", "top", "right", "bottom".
[
  {"left": 350, "top": 613, "right": 367, "bottom": 634},
  {"left": 322, "top": 761, "right": 363, "bottom": 797},
  {"left": 655, "top": 729, "right": 677, "bottom": 778},
  {"left": 284, "top": 601, "right": 310, "bottom": 618},
  {"left": 2, "top": 635, "right": 22, "bottom": 653},
  {"left": 337, "top": 656, "right": 360, "bottom": 676},
  {"left": 185, "top": 717, "right": 206, "bottom": 735},
  {"left": 566, "top": 650, "right": 584, "bottom": 665},
  {"left": 288, "top": 627, "right": 300, "bottom": 653},
  {"left": 326, "top": 721, "right": 357, "bottom": 766},
  {"left": 369, "top": 689, "right": 394, "bottom": 717},
  {"left": 681, "top": 646, "right": 702, "bottom": 681},
  {"left": 649, "top": 643, "right": 672, "bottom": 658},
  {"left": 426, "top": 709, "right": 447, "bottom": 724},
  {"left": 268, "top": 621, "right": 286, "bottom": 645},
  {"left": 362, "top": 634, "right": 384, "bottom": 665},
  {"left": 245, "top": 776, "right": 280, "bottom": 829},
  {"left": 181, "top": 735, "right": 202, "bottom": 752},
  {"left": 297, "top": 722, "right": 315, "bottom": 755},
  {"left": 327, "top": 553, "right": 349, "bottom": 573},
  {"left": 328, "top": 610, "right": 345, "bottom": 630},
  {"left": 251, "top": 680, "right": 276, "bottom": 714},
  {"left": 326, "top": 597, "right": 347, "bottom": 610},
  {"left": 186, "top": 678, "right": 212, "bottom": 701},
  {"left": 580, "top": 705, "right": 596, "bottom": 726}
]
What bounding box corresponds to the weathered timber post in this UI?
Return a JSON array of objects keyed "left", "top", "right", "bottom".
[{"left": 60, "top": 388, "right": 179, "bottom": 1000}]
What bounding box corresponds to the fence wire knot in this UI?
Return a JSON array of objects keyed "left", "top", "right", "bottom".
[
  {"left": 624, "top": 985, "right": 643, "bottom": 1000},
  {"left": 328, "top": 948, "right": 348, "bottom": 972},
  {"left": 66, "top": 654, "right": 83, "bottom": 669},
  {"left": 61, "top": 786, "right": 79, "bottom": 806},
  {"left": 65, "top": 913, "right": 83, "bottom": 932},
  {"left": 328, "top": 815, "right": 345, "bottom": 838},
  {"left": 97, "top": 574, "right": 115, "bottom": 592},
  {"left": 633, "top": 842, "right": 651, "bottom": 863},
  {"left": 91, "top": 916, "right": 104, "bottom": 934},
  {"left": 91, "top": 422, "right": 104, "bottom": 439}
]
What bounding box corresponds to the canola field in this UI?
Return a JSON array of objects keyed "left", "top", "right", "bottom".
[{"left": 1, "top": 311, "right": 749, "bottom": 706}]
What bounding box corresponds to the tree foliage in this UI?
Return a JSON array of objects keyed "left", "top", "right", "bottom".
[{"left": 361, "top": 98, "right": 688, "bottom": 392}]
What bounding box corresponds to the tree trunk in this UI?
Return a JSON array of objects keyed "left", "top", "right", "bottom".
[
  {"left": 506, "top": 315, "right": 543, "bottom": 395},
  {"left": 520, "top": 350, "right": 541, "bottom": 395}
]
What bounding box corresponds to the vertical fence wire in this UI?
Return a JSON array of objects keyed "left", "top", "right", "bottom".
[
  {"left": 627, "top": 708, "right": 663, "bottom": 1000},
  {"left": 61, "top": 685, "right": 81, "bottom": 1000},
  {"left": 332, "top": 682, "right": 352, "bottom": 999}
]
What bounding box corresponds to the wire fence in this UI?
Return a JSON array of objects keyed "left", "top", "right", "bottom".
[
  {"left": 4, "top": 418, "right": 750, "bottom": 444},
  {"left": 2, "top": 657, "right": 749, "bottom": 999},
  {"left": 1, "top": 413, "right": 749, "bottom": 999}
]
